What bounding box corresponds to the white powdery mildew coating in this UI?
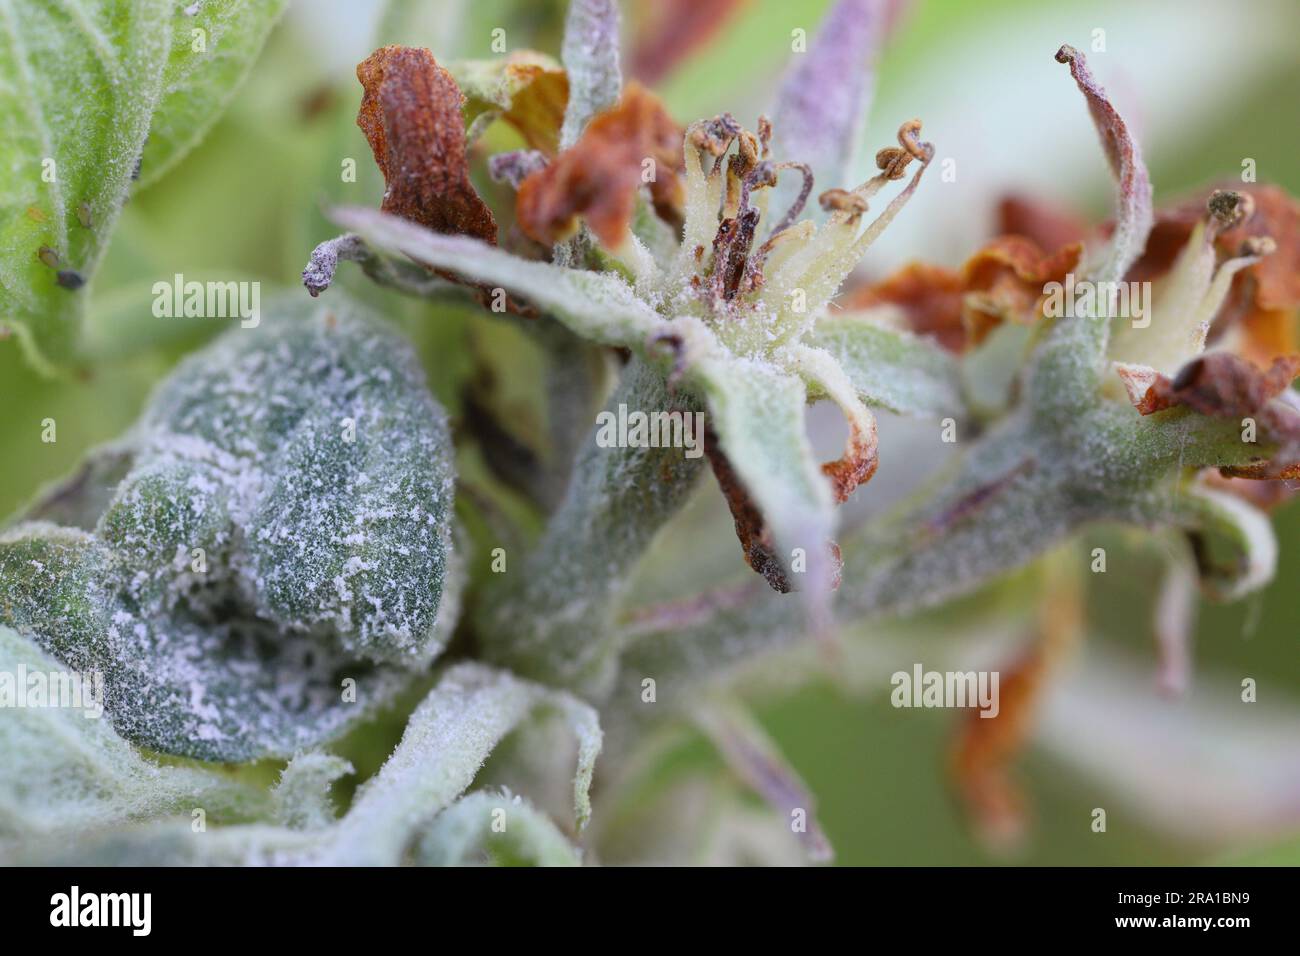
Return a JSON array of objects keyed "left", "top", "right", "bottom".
[
  {"left": 0, "top": 296, "right": 457, "bottom": 762},
  {"left": 137, "top": 297, "right": 455, "bottom": 662}
]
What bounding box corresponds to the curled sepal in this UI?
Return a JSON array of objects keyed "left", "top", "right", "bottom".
[
  {"left": 1032, "top": 45, "right": 1153, "bottom": 410},
  {"left": 1055, "top": 45, "right": 1153, "bottom": 285},
  {"left": 330, "top": 206, "right": 664, "bottom": 347},
  {"left": 413, "top": 791, "right": 583, "bottom": 866},
  {"left": 1168, "top": 484, "right": 1278, "bottom": 601},
  {"left": 272, "top": 752, "right": 355, "bottom": 831}
]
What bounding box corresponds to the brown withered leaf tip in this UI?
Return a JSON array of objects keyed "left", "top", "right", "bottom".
[
  {"left": 703, "top": 426, "right": 845, "bottom": 594},
  {"left": 356, "top": 46, "right": 497, "bottom": 245},
  {"left": 704, "top": 425, "right": 793, "bottom": 592},
  {"left": 843, "top": 236, "right": 1081, "bottom": 352},
  {"left": 516, "top": 83, "right": 685, "bottom": 249},
  {"left": 821, "top": 417, "right": 878, "bottom": 504}
]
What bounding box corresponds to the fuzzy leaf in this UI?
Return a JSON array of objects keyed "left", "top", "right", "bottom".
[
  {"left": 693, "top": 353, "right": 836, "bottom": 595},
  {"left": 0, "top": 293, "right": 459, "bottom": 761},
  {"left": 558, "top": 0, "right": 621, "bottom": 149},
  {"left": 0, "top": 0, "right": 282, "bottom": 372},
  {"left": 319, "top": 663, "right": 601, "bottom": 864},
  {"left": 478, "top": 358, "right": 705, "bottom": 694},
  {"left": 808, "top": 310, "right": 963, "bottom": 417},
  {"left": 331, "top": 206, "right": 664, "bottom": 346},
  {"left": 0, "top": 0, "right": 170, "bottom": 370},
  {"left": 768, "top": 0, "right": 896, "bottom": 224},
  {"left": 413, "top": 791, "right": 582, "bottom": 866},
  {"left": 137, "top": 0, "right": 287, "bottom": 188},
  {"left": 0, "top": 624, "right": 266, "bottom": 842}
]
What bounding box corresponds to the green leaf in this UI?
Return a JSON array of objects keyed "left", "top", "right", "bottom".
[
  {"left": 807, "top": 310, "right": 963, "bottom": 418},
  {"left": 328, "top": 207, "right": 665, "bottom": 347},
  {"left": 0, "top": 624, "right": 266, "bottom": 841},
  {"left": 0, "top": 293, "right": 460, "bottom": 761},
  {"left": 692, "top": 353, "right": 836, "bottom": 593},
  {"left": 0, "top": 0, "right": 283, "bottom": 372},
  {"left": 9, "top": 663, "right": 600, "bottom": 865},
  {"left": 413, "top": 791, "right": 582, "bottom": 866},
  {"left": 319, "top": 663, "right": 601, "bottom": 864},
  {"left": 0, "top": 0, "right": 171, "bottom": 371},
  {"left": 137, "top": 0, "right": 288, "bottom": 189}
]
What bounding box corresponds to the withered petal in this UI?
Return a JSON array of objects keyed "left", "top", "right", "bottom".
[
  {"left": 516, "top": 84, "right": 685, "bottom": 249},
  {"left": 356, "top": 46, "right": 497, "bottom": 245}
]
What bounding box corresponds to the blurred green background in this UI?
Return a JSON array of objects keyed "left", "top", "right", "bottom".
[{"left": 2, "top": 0, "right": 1298, "bottom": 864}]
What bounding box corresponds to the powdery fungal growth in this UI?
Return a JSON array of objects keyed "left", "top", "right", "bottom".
[{"left": 0, "top": 295, "right": 457, "bottom": 761}]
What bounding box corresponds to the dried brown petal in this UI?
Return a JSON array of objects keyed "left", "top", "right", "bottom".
[
  {"left": 842, "top": 234, "right": 1080, "bottom": 351},
  {"left": 704, "top": 426, "right": 843, "bottom": 594},
  {"left": 356, "top": 46, "right": 497, "bottom": 245},
  {"left": 1161, "top": 352, "right": 1299, "bottom": 419},
  {"left": 843, "top": 262, "right": 965, "bottom": 350},
  {"left": 949, "top": 646, "right": 1045, "bottom": 851},
  {"left": 1123, "top": 353, "right": 1300, "bottom": 478},
  {"left": 516, "top": 84, "right": 685, "bottom": 249},
  {"left": 960, "top": 236, "right": 1083, "bottom": 346}
]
